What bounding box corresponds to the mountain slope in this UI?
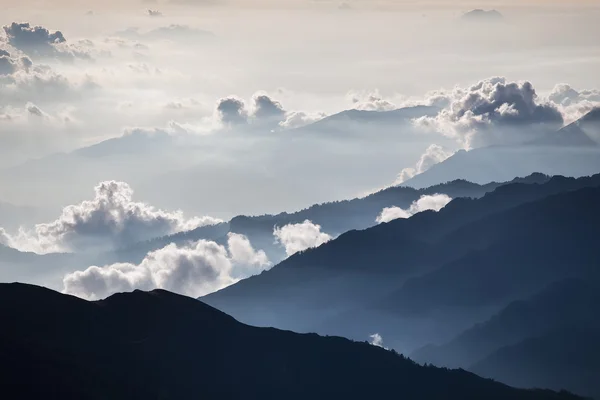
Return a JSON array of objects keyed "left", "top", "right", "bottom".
[
  {"left": 410, "top": 279, "right": 600, "bottom": 368},
  {"left": 403, "top": 109, "right": 600, "bottom": 188},
  {"left": 0, "top": 283, "right": 580, "bottom": 400},
  {"left": 471, "top": 328, "right": 600, "bottom": 399},
  {"left": 202, "top": 175, "right": 600, "bottom": 352}
]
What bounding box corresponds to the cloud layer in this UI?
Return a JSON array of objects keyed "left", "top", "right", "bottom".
[
  {"left": 62, "top": 232, "right": 270, "bottom": 300},
  {"left": 376, "top": 194, "right": 452, "bottom": 223},
  {"left": 414, "top": 77, "right": 564, "bottom": 148},
  {"left": 0, "top": 181, "right": 221, "bottom": 253},
  {"left": 273, "top": 220, "right": 333, "bottom": 256}
]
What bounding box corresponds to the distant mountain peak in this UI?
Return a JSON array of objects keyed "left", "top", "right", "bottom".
[{"left": 461, "top": 9, "right": 504, "bottom": 21}]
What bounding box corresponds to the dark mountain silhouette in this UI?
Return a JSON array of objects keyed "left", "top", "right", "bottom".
[
  {"left": 202, "top": 174, "right": 600, "bottom": 353},
  {"left": 0, "top": 283, "right": 580, "bottom": 400},
  {"left": 411, "top": 279, "right": 600, "bottom": 369},
  {"left": 403, "top": 110, "right": 600, "bottom": 189},
  {"left": 471, "top": 327, "right": 600, "bottom": 399}
]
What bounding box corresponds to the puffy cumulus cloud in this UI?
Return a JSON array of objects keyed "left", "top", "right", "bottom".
[
  {"left": 0, "top": 49, "right": 22, "bottom": 75},
  {"left": 251, "top": 93, "right": 286, "bottom": 121},
  {"left": 548, "top": 83, "right": 600, "bottom": 124},
  {"left": 414, "top": 77, "right": 564, "bottom": 148},
  {"left": 347, "top": 89, "right": 397, "bottom": 111},
  {"left": 273, "top": 220, "right": 333, "bottom": 257},
  {"left": 279, "top": 110, "right": 326, "bottom": 129},
  {"left": 216, "top": 92, "right": 326, "bottom": 130},
  {"left": 227, "top": 232, "right": 270, "bottom": 267},
  {"left": 0, "top": 181, "right": 221, "bottom": 254},
  {"left": 376, "top": 194, "right": 452, "bottom": 223},
  {"left": 62, "top": 233, "right": 270, "bottom": 300},
  {"left": 216, "top": 96, "right": 248, "bottom": 125},
  {"left": 3, "top": 22, "right": 90, "bottom": 61},
  {"left": 395, "top": 144, "right": 454, "bottom": 185}
]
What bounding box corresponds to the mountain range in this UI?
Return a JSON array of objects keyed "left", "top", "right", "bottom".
[
  {"left": 0, "top": 283, "right": 583, "bottom": 400},
  {"left": 202, "top": 173, "right": 600, "bottom": 397},
  {"left": 404, "top": 108, "right": 600, "bottom": 188}
]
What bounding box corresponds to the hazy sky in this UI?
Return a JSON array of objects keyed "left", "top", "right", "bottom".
[{"left": 0, "top": 0, "right": 599, "bottom": 216}]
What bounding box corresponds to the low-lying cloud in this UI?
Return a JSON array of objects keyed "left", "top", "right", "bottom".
[
  {"left": 62, "top": 232, "right": 270, "bottom": 300},
  {"left": 0, "top": 181, "right": 221, "bottom": 254},
  {"left": 376, "top": 194, "right": 452, "bottom": 223},
  {"left": 273, "top": 220, "right": 333, "bottom": 256},
  {"left": 395, "top": 144, "right": 454, "bottom": 184}
]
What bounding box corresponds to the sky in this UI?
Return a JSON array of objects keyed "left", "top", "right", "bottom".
[{"left": 0, "top": 0, "right": 599, "bottom": 227}]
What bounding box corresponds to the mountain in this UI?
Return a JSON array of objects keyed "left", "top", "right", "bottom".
[
  {"left": 471, "top": 328, "right": 600, "bottom": 399},
  {"left": 461, "top": 9, "right": 504, "bottom": 21},
  {"left": 411, "top": 279, "right": 600, "bottom": 368},
  {"left": 403, "top": 110, "right": 600, "bottom": 189},
  {"left": 107, "top": 174, "right": 532, "bottom": 266},
  {"left": 202, "top": 174, "right": 600, "bottom": 352},
  {"left": 301, "top": 105, "right": 440, "bottom": 134},
  {"left": 0, "top": 173, "right": 549, "bottom": 293},
  {"left": 0, "top": 283, "right": 580, "bottom": 400}
]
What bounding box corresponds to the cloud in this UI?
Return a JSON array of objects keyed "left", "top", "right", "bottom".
[
  {"left": 0, "top": 181, "right": 221, "bottom": 254},
  {"left": 62, "top": 233, "right": 269, "bottom": 300},
  {"left": 63, "top": 234, "right": 271, "bottom": 300},
  {"left": 278, "top": 110, "right": 326, "bottom": 129},
  {"left": 216, "top": 96, "right": 248, "bottom": 125},
  {"left": 347, "top": 89, "right": 397, "bottom": 111},
  {"left": 252, "top": 93, "right": 286, "bottom": 121},
  {"left": 0, "top": 49, "right": 21, "bottom": 75},
  {"left": 0, "top": 52, "right": 95, "bottom": 105},
  {"left": 414, "top": 77, "right": 564, "bottom": 148},
  {"left": 216, "top": 92, "right": 324, "bottom": 130},
  {"left": 395, "top": 144, "right": 454, "bottom": 184},
  {"left": 227, "top": 232, "right": 270, "bottom": 267},
  {"left": 376, "top": 194, "right": 452, "bottom": 223},
  {"left": 273, "top": 220, "right": 333, "bottom": 257},
  {"left": 115, "top": 25, "right": 214, "bottom": 43},
  {"left": 148, "top": 9, "right": 163, "bottom": 17},
  {"left": 548, "top": 83, "right": 600, "bottom": 124},
  {"left": 3, "top": 22, "right": 90, "bottom": 61},
  {"left": 369, "top": 333, "right": 384, "bottom": 348}
]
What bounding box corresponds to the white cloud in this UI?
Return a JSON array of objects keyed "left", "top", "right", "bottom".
[
  {"left": 395, "top": 144, "right": 454, "bottom": 185},
  {"left": 273, "top": 220, "right": 333, "bottom": 257},
  {"left": 278, "top": 110, "right": 326, "bottom": 129},
  {"left": 369, "top": 333, "right": 384, "bottom": 348},
  {"left": 227, "top": 232, "right": 270, "bottom": 268},
  {"left": 62, "top": 233, "right": 270, "bottom": 300},
  {"left": 346, "top": 89, "right": 397, "bottom": 111},
  {"left": 547, "top": 83, "right": 600, "bottom": 124},
  {"left": 0, "top": 181, "right": 221, "bottom": 254},
  {"left": 413, "top": 77, "right": 564, "bottom": 148},
  {"left": 376, "top": 194, "right": 452, "bottom": 223}
]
